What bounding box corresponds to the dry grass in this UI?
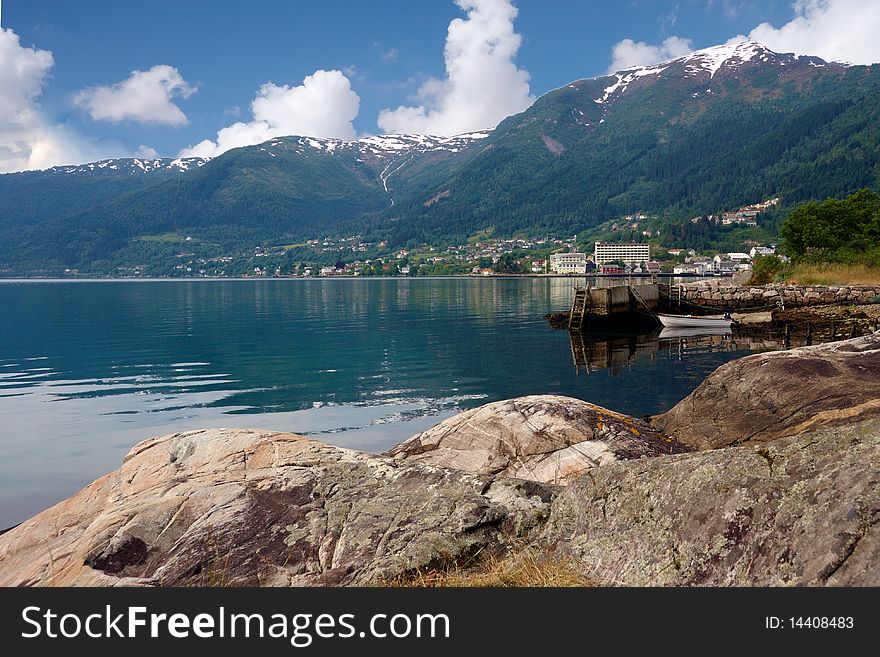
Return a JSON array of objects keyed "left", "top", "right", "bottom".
[
  {"left": 383, "top": 550, "right": 598, "bottom": 588},
  {"left": 785, "top": 263, "right": 880, "bottom": 286}
]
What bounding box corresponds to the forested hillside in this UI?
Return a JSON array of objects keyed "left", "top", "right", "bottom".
[
  {"left": 2, "top": 41, "right": 879, "bottom": 275},
  {"left": 371, "top": 42, "right": 880, "bottom": 246}
]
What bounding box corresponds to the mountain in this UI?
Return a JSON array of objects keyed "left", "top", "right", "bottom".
[
  {"left": 376, "top": 41, "right": 880, "bottom": 244},
  {"left": 2, "top": 40, "right": 880, "bottom": 274},
  {"left": 283, "top": 132, "right": 490, "bottom": 198},
  {"left": 0, "top": 133, "right": 487, "bottom": 274},
  {"left": 0, "top": 157, "right": 208, "bottom": 233}
]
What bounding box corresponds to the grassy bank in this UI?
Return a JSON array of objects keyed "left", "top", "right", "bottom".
[
  {"left": 785, "top": 263, "right": 880, "bottom": 286},
  {"left": 385, "top": 551, "right": 597, "bottom": 588}
]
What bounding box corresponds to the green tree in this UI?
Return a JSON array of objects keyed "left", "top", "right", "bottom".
[
  {"left": 494, "top": 253, "right": 524, "bottom": 274},
  {"left": 750, "top": 254, "right": 786, "bottom": 284},
  {"left": 781, "top": 189, "right": 880, "bottom": 261}
]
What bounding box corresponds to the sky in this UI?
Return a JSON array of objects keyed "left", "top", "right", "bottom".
[{"left": 2, "top": 0, "right": 879, "bottom": 172}]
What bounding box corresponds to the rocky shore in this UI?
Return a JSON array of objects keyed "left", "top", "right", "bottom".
[{"left": 1, "top": 335, "right": 878, "bottom": 587}]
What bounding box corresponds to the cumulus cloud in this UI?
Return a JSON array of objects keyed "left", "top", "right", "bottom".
[
  {"left": 606, "top": 36, "right": 694, "bottom": 73},
  {"left": 0, "top": 26, "right": 52, "bottom": 171},
  {"left": 377, "top": 0, "right": 534, "bottom": 136},
  {"left": 748, "top": 0, "right": 880, "bottom": 64},
  {"left": 74, "top": 65, "right": 196, "bottom": 126},
  {"left": 0, "top": 27, "right": 53, "bottom": 120},
  {"left": 135, "top": 145, "right": 160, "bottom": 158},
  {"left": 179, "top": 69, "right": 360, "bottom": 158},
  {"left": 0, "top": 27, "right": 124, "bottom": 172}
]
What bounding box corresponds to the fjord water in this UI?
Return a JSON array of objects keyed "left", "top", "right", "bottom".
[{"left": 0, "top": 278, "right": 748, "bottom": 528}]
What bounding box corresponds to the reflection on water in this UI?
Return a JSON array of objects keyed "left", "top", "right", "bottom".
[
  {"left": 0, "top": 278, "right": 746, "bottom": 527},
  {"left": 567, "top": 325, "right": 821, "bottom": 376}
]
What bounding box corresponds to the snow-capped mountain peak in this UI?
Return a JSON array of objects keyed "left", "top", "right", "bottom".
[
  {"left": 50, "top": 157, "right": 210, "bottom": 176},
  {"left": 255, "top": 132, "right": 490, "bottom": 161},
  {"left": 581, "top": 40, "right": 844, "bottom": 112},
  {"left": 680, "top": 40, "right": 769, "bottom": 79}
]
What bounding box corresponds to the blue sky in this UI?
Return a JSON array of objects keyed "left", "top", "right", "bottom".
[{"left": 1, "top": 0, "right": 876, "bottom": 170}]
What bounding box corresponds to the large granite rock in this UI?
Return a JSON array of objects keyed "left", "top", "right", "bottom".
[
  {"left": 652, "top": 333, "right": 880, "bottom": 449},
  {"left": 4, "top": 339, "right": 879, "bottom": 588},
  {"left": 386, "top": 395, "right": 691, "bottom": 485},
  {"left": 540, "top": 418, "right": 880, "bottom": 586},
  {"left": 0, "top": 429, "right": 555, "bottom": 587}
]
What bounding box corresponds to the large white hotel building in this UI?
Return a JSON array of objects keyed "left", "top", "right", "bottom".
[
  {"left": 594, "top": 242, "right": 651, "bottom": 265},
  {"left": 548, "top": 252, "right": 588, "bottom": 274}
]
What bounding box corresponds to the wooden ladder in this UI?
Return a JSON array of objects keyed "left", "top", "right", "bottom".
[{"left": 569, "top": 287, "right": 588, "bottom": 332}]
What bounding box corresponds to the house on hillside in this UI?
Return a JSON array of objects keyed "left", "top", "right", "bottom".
[
  {"left": 721, "top": 211, "right": 758, "bottom": 226},
  {"left": 750, "top": 246, "right": 776, "bottom": 258}
]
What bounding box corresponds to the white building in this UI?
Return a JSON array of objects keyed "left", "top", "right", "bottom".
[
  {"left": 750, "top": 246, "right": 776, "bottom": 258},
  {"left": 722, "top": 211, "right": 758, "bottom": 226},
  {"left": 594, "top": 242, "right": 651, "bottom": 265},
  {"left": 549, "top": 252, "right": 588, "bottom": 274},
  {"left": 716, "top": 253, "right": 752, "bottom": 271},
  {"left": 674, "top": 260, "right": 710, "bottom": 276},
  {"left": 717, "top": 260, "right": 738, "bottom": 275}
]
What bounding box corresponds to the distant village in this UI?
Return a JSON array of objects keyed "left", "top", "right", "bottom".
[{"left": 103, "top": 198, "right": 783, "bottom": 278}]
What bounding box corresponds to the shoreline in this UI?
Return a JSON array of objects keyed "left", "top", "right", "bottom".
[{"left": 0, "top": 273, "right": 715, "bottom": 282}]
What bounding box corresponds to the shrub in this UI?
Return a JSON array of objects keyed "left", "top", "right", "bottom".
[{"left": 750, "top": 255, "right": 787, "bottom": 285}]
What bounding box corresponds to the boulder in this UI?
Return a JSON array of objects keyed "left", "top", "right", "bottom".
[
  {"left": 540, "top": 419, "right": 880, "bottom": 586},
  {"left": 386, "top": 395, "right": 691, "bottom": 485},
  {"left": 0, "top": 429, "right": 555, "bottom": 587},
  {"left": 652, "top": 333, "right": 880, "bottom": 449}
]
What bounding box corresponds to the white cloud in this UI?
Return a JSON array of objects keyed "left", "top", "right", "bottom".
[
  {"left": 179, "top": 69, "right": 360, "bottom": 158},
  {"left": 74, "top": 65, "right": 196, "bottom": 126},
  {"left": 0, "top": 28, "right": 53, "bottom": 120},
  {"left": 135, "top": 144, "right": 159, "bottom": 158},
  {"left": 0, "top": 27, "right": 124, "bottom": 172},
  {"left": 607, "top": 36, "right": 694, "bottom": 73},
  {"left": 748, "top": 0, "right": 880, "bottom": 64},
  {"left": 377, "top": 0, "right": 534, "bottom": 136},
  {"left": 381, "top": 48, "right": 400, "bottom": 63}
]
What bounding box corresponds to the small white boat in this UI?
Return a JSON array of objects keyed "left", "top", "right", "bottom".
[{"left": 657, "top": 313, "right": 733, "bottom": 329}]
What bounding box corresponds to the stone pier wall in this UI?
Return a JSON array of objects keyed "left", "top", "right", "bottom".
[{"left": 660, "top": 281, "right": 880, "bottom": 310}]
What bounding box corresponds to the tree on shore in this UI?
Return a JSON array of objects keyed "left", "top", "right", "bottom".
[{"left": 780, "top": 189, "right": 880, "bottom": 264}]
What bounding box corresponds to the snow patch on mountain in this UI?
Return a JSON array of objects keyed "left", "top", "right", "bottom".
[
  {"left": 681, "top": 40, "right": 765, "bottom": 79},
  {"left": 284, "top": 132, "right": 490, "bottom": 157},
  {"left": 594, "top": 64, "right": 668, "bottom": 104},
  {"left": 53, "top": 158, "right": 210, "bottom": 176},
  {"left": 257, "top": 132, "right": 489, "bottom": 179}
]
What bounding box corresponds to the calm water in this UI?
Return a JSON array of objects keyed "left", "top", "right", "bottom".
[{"left": 0, "top": 278, "right": 750, "bottom": 527}]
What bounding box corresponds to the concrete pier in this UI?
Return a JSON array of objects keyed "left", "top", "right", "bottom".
[{"left": 569, "top": 283, "right": 659, "bottom": 331}]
